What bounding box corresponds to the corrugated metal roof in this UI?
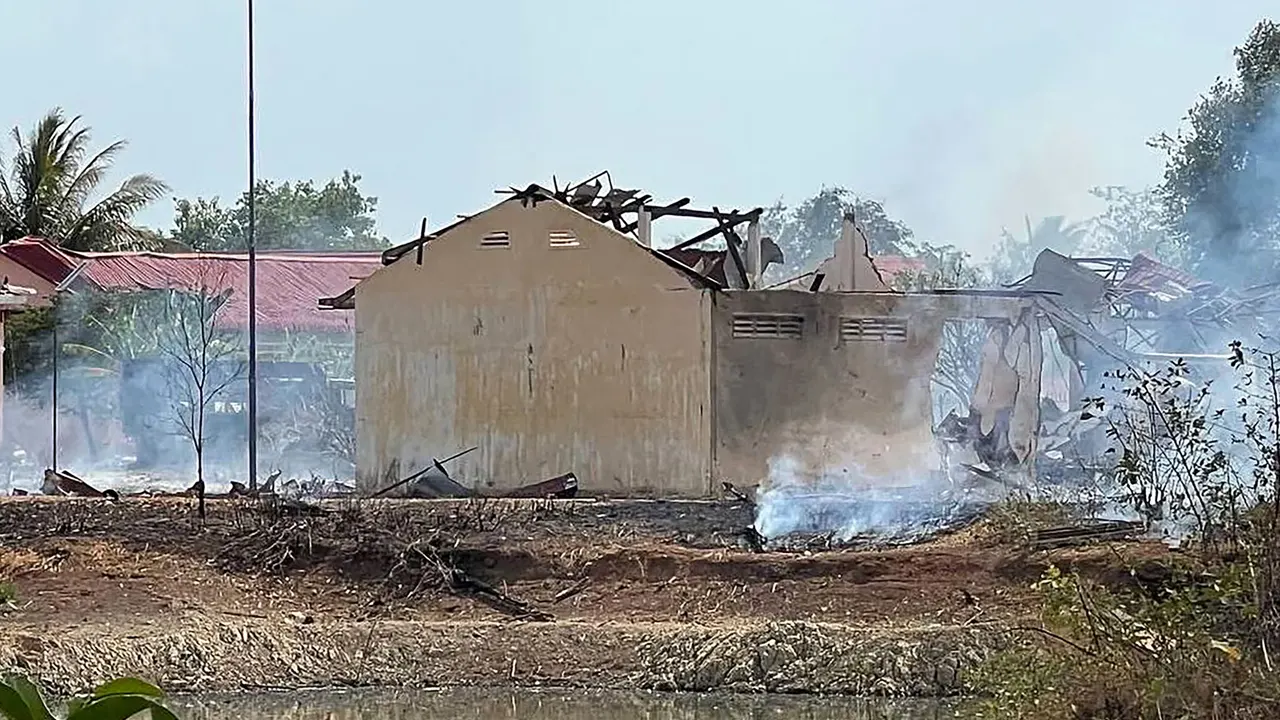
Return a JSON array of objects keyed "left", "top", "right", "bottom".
[
  {"left": 0, "top": 238, "right": 78, "bottom": 285},
  {"left": 0, "top": 238, "right": 378, "bottom": 332},
  {"left": 1117, "top": 252, "right": 1208, "bottom": 301}
]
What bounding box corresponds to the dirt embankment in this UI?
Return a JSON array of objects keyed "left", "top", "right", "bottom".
[{"left": 0, "top": 496, "right": 1166, "bottom": 696}]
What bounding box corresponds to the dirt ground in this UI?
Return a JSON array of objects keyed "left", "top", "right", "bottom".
[{"left": 0, "top": 495, "right": 1170, "bottom": 694}]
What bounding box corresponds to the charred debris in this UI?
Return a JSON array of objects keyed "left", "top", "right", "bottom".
[
  {"left": 31, "top": 455, "right": 579, "bottom": 504},
  {"left": 937, "top": 248, "right": 1268, "bottom": 482},
  {"left": 730, "top": 247, "right": 1266, "bottom": 552},
  {"left": 411, "top": 169, "right": 789, "bottom": 289}
]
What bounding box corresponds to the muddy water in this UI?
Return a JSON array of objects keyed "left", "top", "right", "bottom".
[{"left": 172, "top": 688, "right": 958, "bottom": 719}]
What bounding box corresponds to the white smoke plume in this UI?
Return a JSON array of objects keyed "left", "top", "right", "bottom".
[{"left": 752, "top": 454, "right": 985, "bottom": 545}]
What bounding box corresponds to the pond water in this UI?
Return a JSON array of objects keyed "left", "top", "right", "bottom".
[{"left": 171, "top": 688, "right": 959, "bottom": 720}]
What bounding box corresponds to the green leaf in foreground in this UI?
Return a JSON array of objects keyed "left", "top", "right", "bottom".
[
  {"left": 89, "top": 680, "right": 164, "bottom": 700},
  {"left": 3, "top": 677, "right": 53, "bottom": 720},
  {"left": 66, "top": 696, "right": 177, "bottom": 720},
  {"left": 0, "top": 676, "right": 178, "bottom": 720},
  {"left": 0, "top": 684, "right": 35, "bottom": 720}
]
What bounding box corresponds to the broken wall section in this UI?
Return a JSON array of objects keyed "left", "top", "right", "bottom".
[{"left": 713, "top": 290, "right": 1025, "bottom": 488}]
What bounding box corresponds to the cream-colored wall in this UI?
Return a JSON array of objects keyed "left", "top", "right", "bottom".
[{"left": 354, "top": 198, "right": 712, "bottom": 497}]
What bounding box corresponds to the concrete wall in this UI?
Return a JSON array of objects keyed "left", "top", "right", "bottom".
[
  {"left": 712, "top": 290, "right": 1025, "bottom": 488},
  {"left": 354, "top": 198, "right": 713, "bottom": 497}
]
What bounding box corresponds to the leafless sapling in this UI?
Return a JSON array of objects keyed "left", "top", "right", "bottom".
[{"left": 155, "top": 267, "right": 244, "bottom": 519}]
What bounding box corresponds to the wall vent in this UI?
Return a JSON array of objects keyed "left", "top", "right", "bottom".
[
  {"left": 479, "top": 231, "right": 510, "bottom": 248},
  {"left": 732, "top": 313, "right": 804, "bottom": 339},
  {"left": 549, "top": 230, "right": 580, "bottom": 248},
  {"left": 840, "top": 316, "right": 908, "bottom": 342}
]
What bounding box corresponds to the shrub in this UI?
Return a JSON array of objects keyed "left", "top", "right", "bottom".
[{"left": 963, "top": 343, "right": 1280, "bottom": 719}]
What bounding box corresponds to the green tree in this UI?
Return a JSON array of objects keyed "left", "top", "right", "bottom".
[
  {"left": 172, "top": 171, "right": 388, "bottom": 251},
  {"left": 761, "top": 187, "right": 914, "bottom": 280},
  {"left": 0, "top": 108, "right": 168, "bottom": 251},
  {"left": 892, "top": 243, "right": 989, "bottom": 419},
  {"left": 1153, "top": 19, "right": 1280, "bottom": 286},
  {"left": 893, "top": 241, "right": 987, "bottom": 291}
]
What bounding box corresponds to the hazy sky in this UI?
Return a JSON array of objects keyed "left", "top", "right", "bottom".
[{"left": 3, "top": 2, "right": 1275, "bottom": 258}]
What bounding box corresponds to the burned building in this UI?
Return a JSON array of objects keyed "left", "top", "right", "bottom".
[{"left": 323, "top": 174, "right": 1034, "bottom": 497}]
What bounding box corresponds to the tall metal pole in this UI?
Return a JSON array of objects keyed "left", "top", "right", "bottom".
[
  {"left": 50, "top": 321, "right": 57, "bottom": 472},
  {"left": 246, "top": 0, "right": 259, "bottom": 490}
]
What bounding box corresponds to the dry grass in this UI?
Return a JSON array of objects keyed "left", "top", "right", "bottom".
[
  {"left": 975, "top": 500, "right": 1077, "bottom": 547},
  {"left": 0, "top": 547, "right": 57, "bottom": 580},
  {"left": 0, "top": 494, "right": 1180, "bottom": 697},
  {"left": 0, "top": 617, "right": 1002, "bottom": 697}
]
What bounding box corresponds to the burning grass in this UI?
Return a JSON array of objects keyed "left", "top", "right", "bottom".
[{"left": 756, "top": 497, "right": 992, "bottom": 552}]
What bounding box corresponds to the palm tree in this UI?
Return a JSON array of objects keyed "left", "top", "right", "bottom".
[
  {"left": 0, "top": 108, "right": 168, "bottom": 251},
  {"left": 991, "top": 215, "right": 1090, "bottom": 283}
]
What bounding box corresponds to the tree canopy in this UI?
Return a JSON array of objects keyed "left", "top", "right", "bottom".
[
  {"left": 0, "top": 108, "right": 168, "bottom": 251},
  {"left": 1082, "top": 185, "right": 1175, "bottom": 261},
  {"left": 760, "top": 187, "right": 916, "bottom": 280},
  {"left": 1154, "top": 19, "right": 1280, "bottom": 286},
  {"left": 171, "top": 171, "right": 389, "bottom": 251}
]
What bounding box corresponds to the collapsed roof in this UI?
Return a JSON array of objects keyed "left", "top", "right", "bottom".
[
  {"left": 382, "top": 171, "right": 784, "bottom": 288},
  {"left": 322, "top": 171, "right": 794, "bottom": 310},
  {"left": 1009, "top": 249, "right": 1258, "bottom": 358},
  {"left": 321, "top": 171, "right": 935, "bottom": 311}
]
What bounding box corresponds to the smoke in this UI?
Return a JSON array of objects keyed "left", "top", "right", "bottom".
[
  {"left": 751, "top": 28, "right": 1280, "bottom": 549},
  {"left": 1181, "top": 83, "right": 1280, "bottom": 286},
  {"left": 746, "top": 303, "right": 1000, "bottom": 546},
  {"left": 1, "top": 382, "right": 111, "bottom": 489},
  {"left": 1, "top": 289, "right": 356, "bottom": 495},
  {"left": 752, "top": 450, "right": 991, "bottom": 547}
]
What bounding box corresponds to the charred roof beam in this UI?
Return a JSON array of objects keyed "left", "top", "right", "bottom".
[
  {"left": 712, "top": 206, "right": 751, "bottom": 289},
  {"left": 646, "top": 206, "right": 762, "bottom": 222},
  {"left": 620, "top": 198, "right": 691, "bottom": 234},
  {"left": 668, "top": 215, "right": 752, "bottom": 252}
]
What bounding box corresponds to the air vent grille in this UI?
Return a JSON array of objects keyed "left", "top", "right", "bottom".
[
  {"left": 479, "top": 231, "right": 510, "bottom": 248},
  {"left": 840, "top": 316, "right": 908, "bottom": 342},
  {"left": 732, "top": 313, "right": 804, "bottom": 339},
  {"left": 549, "top": 230, "right": 580, "bottom": 248}
]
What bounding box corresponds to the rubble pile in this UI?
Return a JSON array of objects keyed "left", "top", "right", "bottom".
[{"left": 930, "top": 248, "right": 1277, "bottom": 504}]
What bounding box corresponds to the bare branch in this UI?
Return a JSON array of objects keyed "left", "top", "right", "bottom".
[{"left": 152, "top": 262, "right": 244, "bottom": 485}]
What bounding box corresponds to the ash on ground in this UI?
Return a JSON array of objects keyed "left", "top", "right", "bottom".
[{"left": 752, "top": 463, "right": 993, "bottom": 551}]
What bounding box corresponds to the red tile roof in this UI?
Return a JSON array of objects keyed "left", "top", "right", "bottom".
[
  {"left": 0, "top": 238, "right": 378, "bottom": 332},
  {"left": 871, "top": 255, "right": 927, "bottom": 278}
]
